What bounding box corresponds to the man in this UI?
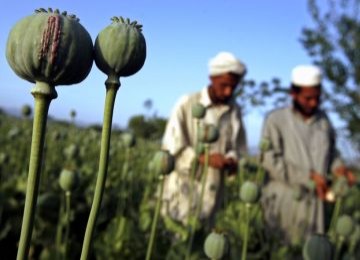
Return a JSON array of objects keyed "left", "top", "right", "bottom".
[
  {"left": 161, "top": 52, "right": 247, "bottom": 227},
  {"left": 260, "top": 65, "right": 355, "bottom": 244}
]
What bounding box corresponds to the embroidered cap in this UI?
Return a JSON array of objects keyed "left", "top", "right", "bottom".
[
  {"left": 208, "top": 52, "right": 246, "bottom": 77},
  {"left": 291, "top": 65, "right": 322, "bottom": 87}
]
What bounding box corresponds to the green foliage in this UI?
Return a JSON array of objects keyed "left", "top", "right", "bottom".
[
  {"left": 233, "top": 77, "right": 288, "bottom": 115},
  {"left": 301, "top": 0, "right": 360, "bottom": 150},
  {"left": 128, "top": 114, "right": 167, "bottom": 140},
  {"left": 0, "top": 114, "right": 359, "bottom": 259}
]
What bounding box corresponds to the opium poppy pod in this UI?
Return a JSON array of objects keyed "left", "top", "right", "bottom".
[
  {"left": 21, "top": 105, "right": 32, "bottom": 118},
  {"left": 204, "top": 230, "right": 229, "bottom": 260},
  {"left": 198, "top": 124, "right": 219, "bottom": 144},
  {"left": 94, "top": 16, "right": 146, "bottom": 84},
  {"left": 240, "top": 181, "right": 260, "bottom": 204},
  {"left": 6, "top": 8, "right": 94, "bottom": 87},
  {"left": 336, "top": 215, "right": 355, "bottom": 238},
  {"left": 302, "top": 234, "right": 333, "bottom": 260},
  {"left": 59, "top": 168, "right": 80, "bottom": 192},
  {"left": 152, "top": 150, "right": 175, "bottom": 176},
  {"left": 191, "top": 103, "right": 206, "bottom": 119}
]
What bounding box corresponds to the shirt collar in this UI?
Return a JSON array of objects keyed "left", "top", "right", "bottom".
[
  {"left": 199, "top": 86, "right": 212, "bottom": 107},
  {"left": 290, "top": 105, "right": 321, "bottom": 124}
]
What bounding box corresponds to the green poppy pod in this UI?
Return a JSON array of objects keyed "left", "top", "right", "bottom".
[
  {"left": 192, "top": 103, "right": 206, "bottom": 119},
  {"left": 59, "top": 168, "right": 79, "bottom": 192},
  {"left": 198, "top": 124, "right": 219, "bottom": 144},
  {"left": 204, "top": 230, "right": 229, "bottom": 260},
  {"left": 336, "top": 215, "right": 355, "bottom": 238},
  {"left": 152, "top": 150, "right": 175, "bottom": 175},
  {"left": 70, "top": 109, "right": 76, "bottom": 119},
  {"left": 332, "top": 176, "right": 350, "bottom": 198},
  {"left": 259, "top": 138, "right": 271, "bottom": 152},
  {"left": 240, "top": 181, "right": 260, "bottom": 204},
  {"left": 121, "top": 132, "right": 136, "bottom": 148},
  {"left": 37, "top": 192, "right": 60, "bottom": 221},
  {"left": 52, "top": 130, "right": 61, "bottom": 141},
  {"left": 94, "top": 16, "right": 146, "bottom": 84},
  {"left": 6, "top": 8, "right": 93, "bottom": 86},
  {"left": 21, "top": 104, "right": 32, "bottom": 118},
  {"left": 63, "top": 143, "right": 79, "bottom": 159},
  {"left": 302, "top": 234, "right": 333, "bottom": 260}
]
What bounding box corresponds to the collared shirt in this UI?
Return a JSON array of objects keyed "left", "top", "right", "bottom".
[
  {"left": 261, "top": 106, "right": 343, "bottom": 185},
  {"left": 260, "top": 106, "right": 344, "bottom": 241},
  {"left": 162, "top": 86, "right": 247, "bottom": 174}
]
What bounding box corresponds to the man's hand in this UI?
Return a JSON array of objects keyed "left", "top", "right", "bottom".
[
  {"left": 198, "top": 153, "right": 237, "bottom": 171},
  {"left": 310, "top": 171, "right": 328, "bottom": 200},
  {"left": 199, "top": 153, "right": 225, "bottom": 169},
  {"left": 224, "top": 157, "right": 237, "bottom": 173},
  {"left": 334, "top": 166, "right": 357, "bottom": 186}
]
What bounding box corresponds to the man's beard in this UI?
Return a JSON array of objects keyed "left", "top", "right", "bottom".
[{"left": 293, "top": 100, "right": 318, "bottom": 117}]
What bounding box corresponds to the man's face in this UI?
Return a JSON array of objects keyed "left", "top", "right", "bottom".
[
  {"left": 291, "top": 87, "right": 321, "bottom": 117},
  {"left": 209, "top": 73, "right": 240, "bottom": 104}
]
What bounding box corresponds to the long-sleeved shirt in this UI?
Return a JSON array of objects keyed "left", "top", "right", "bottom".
[
  {"left": 162, "top": 86, "right": 247, "bottom": 173},
  {"left": 160, "top": 86, "right": 247, "bottom": 224},
  {"left": 260, "top": 106, "right": 343, "bottom": 243},
  {"left": 261, "top": 106, "right": 342, "bottom": 184}
]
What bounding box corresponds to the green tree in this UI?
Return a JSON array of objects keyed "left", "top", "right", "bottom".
[
  {"left": 127, "top": 114, "right": 167, "bottom": 140},
  {"left": 301, "top": 0, "right": 360, "bottom": 150}
]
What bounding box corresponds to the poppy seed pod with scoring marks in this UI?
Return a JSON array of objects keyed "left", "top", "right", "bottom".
[
  {"left": 152, "top": 150, "right": 175, "bottom": 176},
  {"left": 6, "top": 8, "right": 94, "bottom": 87},
  {"left": 204, "top": 230, "right": 229, "bottom": 260},
  {"left": 198, "top": 124, "right": 219, "bottom": 144},
  {"left": 302, "top": 234, "right": 333, "bottom": 260}
]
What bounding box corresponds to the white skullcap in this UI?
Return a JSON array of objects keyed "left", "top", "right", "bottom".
[
  {"left": 291, "top": 65, "right": 322, "bottom": 87},
  {"left": 208, "top": 52, "right": 246, "bottom": 77}
]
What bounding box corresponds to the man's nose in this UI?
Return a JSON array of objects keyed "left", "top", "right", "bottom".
[
  {"left": 309, "top": 98, "right": 319, "bottom": 108},
  {"left": 224, "top": 86, "right": 233, "bottom": 96}
]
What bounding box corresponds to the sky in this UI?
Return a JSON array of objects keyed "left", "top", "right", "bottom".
[{"left": 2, "top": 0, "right": 355, "bottom": 156}]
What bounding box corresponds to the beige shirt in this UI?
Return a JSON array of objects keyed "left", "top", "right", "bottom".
[
  {"left": 161, "top": 86, "right": 247, "bottom": 224},
  {"left": 162, "top": 86, "right": 247, "bottom": 171},
  {"left": 260, "top": 106, "right": 343, "bottom": 243},
  {"left": 261, "top": 107, "right": 342, "bottom": 183}
]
